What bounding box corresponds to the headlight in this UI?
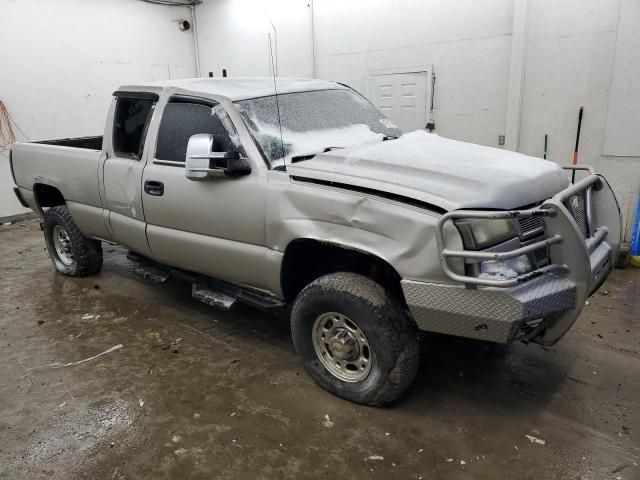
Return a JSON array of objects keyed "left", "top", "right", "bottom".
[
  {"left": 455, "top": 218, "right": 517, "bottom": 249},
  {"left": 478, "top": 255, "right": 533, "bottom": 280}
]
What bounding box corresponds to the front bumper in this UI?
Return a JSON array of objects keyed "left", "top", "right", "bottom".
[
  {"left": 402, "top": 274, "right": 576, "bottom": 343},
  {"left": 404, "top": 166, "right": 622, "bottom": 345}
]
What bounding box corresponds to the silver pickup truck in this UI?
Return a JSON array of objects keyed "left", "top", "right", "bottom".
[{"left": 10, "top": 78, "right": 621, "bottom": 405}]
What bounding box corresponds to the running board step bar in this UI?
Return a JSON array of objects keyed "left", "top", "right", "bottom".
[
  {"left": 128, "top": 252, "right": 171, "bottom": 284},
  {"left": 127, "top": 251, "right": 287, "bottom": 314},
  {"left": 191, "top": 278, "right": 286, "bottom": 313},
  {"left": 134, "top": 264, "right": 171, "bottom": 284},
  {"left": 192, "top": 282, "right": 236, "bottom": 311}
]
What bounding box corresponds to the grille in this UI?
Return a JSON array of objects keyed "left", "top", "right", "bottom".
[
  {"left": 518, "top": 215, "right": 544, "bottom": 238},
  {"left": 565, "top": 188, "right": 596, "bottom": 239},
  {"left": 534, "top": 246, "right": 548, "bottom": 264},
  {"left": 566, "top": 193, "right": 588, "bottom": 237},
  {"left": 517, "top": 216, "right": 548, "bottom": 267}
]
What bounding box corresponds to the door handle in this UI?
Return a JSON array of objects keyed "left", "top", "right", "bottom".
[{"left": 144, "top": 180, "right": 164, "bottom": 196}]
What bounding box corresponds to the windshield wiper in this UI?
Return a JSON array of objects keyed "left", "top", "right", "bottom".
[
  {"left": 382, "top": 134, "right": 399, "bottom": 141},
  {"left": 291, "top": 146, "right": 344, "bottom": 163}
]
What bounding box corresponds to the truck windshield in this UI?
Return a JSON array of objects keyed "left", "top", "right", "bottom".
[{"left": 235, "top": 89, "right": 403, "bottom": 167}]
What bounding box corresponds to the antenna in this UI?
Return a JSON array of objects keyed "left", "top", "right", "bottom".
[{"left": 268, "top": 32, "right": 285, "bottom": 167}]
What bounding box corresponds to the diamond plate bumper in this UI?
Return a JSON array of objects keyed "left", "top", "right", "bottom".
[{"left": 402, "top": 273, "right": 576, "bottom": 343}]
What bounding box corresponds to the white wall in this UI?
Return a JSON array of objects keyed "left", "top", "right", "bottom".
[
  {"left": 0, "top": 0, "right": 196, "bottom": 217},
  {"left": 194, "top": 0, "right": 639, "bottom": 241},
  {"left": 195, "top": 0, "right": 313, "bottom": 78}
]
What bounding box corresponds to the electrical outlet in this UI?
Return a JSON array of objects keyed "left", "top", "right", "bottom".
[{"left": 498, "top": 135, "right": 505, "bottom": 146}]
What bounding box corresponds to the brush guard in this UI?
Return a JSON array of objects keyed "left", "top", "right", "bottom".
[{"left": 404, "top": 165, "right": 622, "bottom": 345}]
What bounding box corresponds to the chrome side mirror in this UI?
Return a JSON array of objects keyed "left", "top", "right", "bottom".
[{"left": 185, "top": 134, "right": 251, "bottom": 180}]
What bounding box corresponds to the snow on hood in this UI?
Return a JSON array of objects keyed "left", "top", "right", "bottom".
[{"left": 286, "top": 130, "right": 570, "bottom": 211}]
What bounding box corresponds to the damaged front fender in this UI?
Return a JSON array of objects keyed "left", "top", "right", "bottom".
[{"left": 265, "top": 171, "right": 458, "bottom": 297}]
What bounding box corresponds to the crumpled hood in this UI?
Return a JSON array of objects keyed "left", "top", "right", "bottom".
[{"left": 286, "top": 130, "right": 570, "bottom": 211}]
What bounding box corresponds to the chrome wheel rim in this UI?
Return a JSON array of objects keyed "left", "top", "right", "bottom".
[
  {"left": 312, "top": 312, "right": 372, "bottom": 382},
  {"left": 52, "top": 225, "right": 74, "bottom": 265}
]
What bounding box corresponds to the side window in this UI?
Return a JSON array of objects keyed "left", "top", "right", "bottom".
[
  {"left": 113, "top": 97, "right": 155, "bottom": 159},
  {"left": 155, "top": 101, "right": 236, "bottom": 165}
]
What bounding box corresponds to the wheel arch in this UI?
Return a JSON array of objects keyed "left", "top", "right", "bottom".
[
  {"left": 280, "top": 238, "right": 406, "bottom": 306},
  {"left": 33, "top": 182, "right": 66, "bottom": 213}
]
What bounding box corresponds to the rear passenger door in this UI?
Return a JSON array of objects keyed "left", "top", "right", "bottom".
[
  {"left": 141, "top": 97, "right": 268, "bottom": 290},
  {"left": 103, "top": 91, "right": 158, "bottom": 256}
]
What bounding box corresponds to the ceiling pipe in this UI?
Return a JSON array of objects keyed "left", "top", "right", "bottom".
[
  {"left": 190, "top": 4, "right": 201, "bottom": 77},
  {"left": 310, "top": 0, "right": 316, "bottom": 78}
]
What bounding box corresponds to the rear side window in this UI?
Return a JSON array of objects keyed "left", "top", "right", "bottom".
[
  {"left": 155, "top": 101, "right": 236, "bottom": 165},
  {"left": 113, "top": 98, "right": 155, "bottom": 159}
]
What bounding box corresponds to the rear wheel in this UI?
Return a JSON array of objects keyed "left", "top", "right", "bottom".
[
  {"left": 291, "top": 272, "right": 420, "bottom": 406},
  {"left": 43, "top": 205, "right": 103, "bottom": 276}
]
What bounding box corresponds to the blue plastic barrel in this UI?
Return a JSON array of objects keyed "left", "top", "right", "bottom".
[{"left": 631, "top": 194, "right": 640, "bottom": 267}]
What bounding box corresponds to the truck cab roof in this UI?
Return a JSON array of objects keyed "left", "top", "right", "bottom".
[{"left": 116, "top": 77, "right": 347, "bottom": 102}]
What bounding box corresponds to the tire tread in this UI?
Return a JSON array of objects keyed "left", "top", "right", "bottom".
[{"left": 44, "top": 205, "right": 102, "bottom": 276}]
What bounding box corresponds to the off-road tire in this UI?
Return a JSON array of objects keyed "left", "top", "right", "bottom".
[
  {"left": 291, "top": 272, "right": 420, "bottom": 406},
  {"left": 43, "top": 205, "right": 103, "bottom": 276}
]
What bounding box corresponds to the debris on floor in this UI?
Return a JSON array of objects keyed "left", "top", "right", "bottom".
[
  {"left": 611, "top": 463, "right": 629, "bottom": 474},
  {"left": 364, "top": 455, "right": 384, "bottom": 461},
  {"left": 525, "top": 434, "right": 546, "bottom": 445},
  {"left": 25, "top": 344, "right": 124, "bottom": 372},
  {"left": 321, "top": 414, "right": 334, "bottom": 428},
  {"left": 162, "top": 338, "right": 182, "bottom": 353}
]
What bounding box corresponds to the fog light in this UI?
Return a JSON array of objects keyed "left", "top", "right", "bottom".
[{"left": 478, "top": 255, "right": 532, "bottom": 280}]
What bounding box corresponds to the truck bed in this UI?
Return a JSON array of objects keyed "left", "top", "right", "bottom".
[
  {"left": 11, "top": 140, "right": 104, "bottom": 212},
  {"left": 35, "top": 136, "right": 103, "bottom": 150}
]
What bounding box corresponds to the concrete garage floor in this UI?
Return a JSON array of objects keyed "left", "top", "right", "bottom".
[{"left": 1, "top": 220, "right": 639, "bottom": 480}]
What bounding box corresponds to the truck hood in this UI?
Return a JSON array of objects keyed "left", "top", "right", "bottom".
[{"left": 286, "top": 131, "right": 569, "bottom": 212}]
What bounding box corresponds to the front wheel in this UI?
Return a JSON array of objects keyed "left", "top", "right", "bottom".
[
  {"left": 43, "top": 205, "right": 103, "bottom": 276},
  {"left": 291, "top": 272, "right": 420, "bottom": 406}
]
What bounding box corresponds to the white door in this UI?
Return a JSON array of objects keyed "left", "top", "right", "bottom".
[{"left": 369, "top": 72, "right": 429, "bottom": 133}]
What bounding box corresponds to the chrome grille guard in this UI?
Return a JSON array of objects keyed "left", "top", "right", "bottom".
[{"left": 436, "top": 166, "right": 609, "bottom": 288}]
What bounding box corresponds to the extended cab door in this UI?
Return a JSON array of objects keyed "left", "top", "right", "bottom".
[
  {"left": 102, "top": 91, "right": 158, "bottom": 256},
  {"left": 141, "top": 97, "right": 269, "bottom": 290}
]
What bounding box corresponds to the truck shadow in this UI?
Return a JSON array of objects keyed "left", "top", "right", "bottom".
[{"left": 398, "top": 332, "right": 574, "bottom": 414}]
